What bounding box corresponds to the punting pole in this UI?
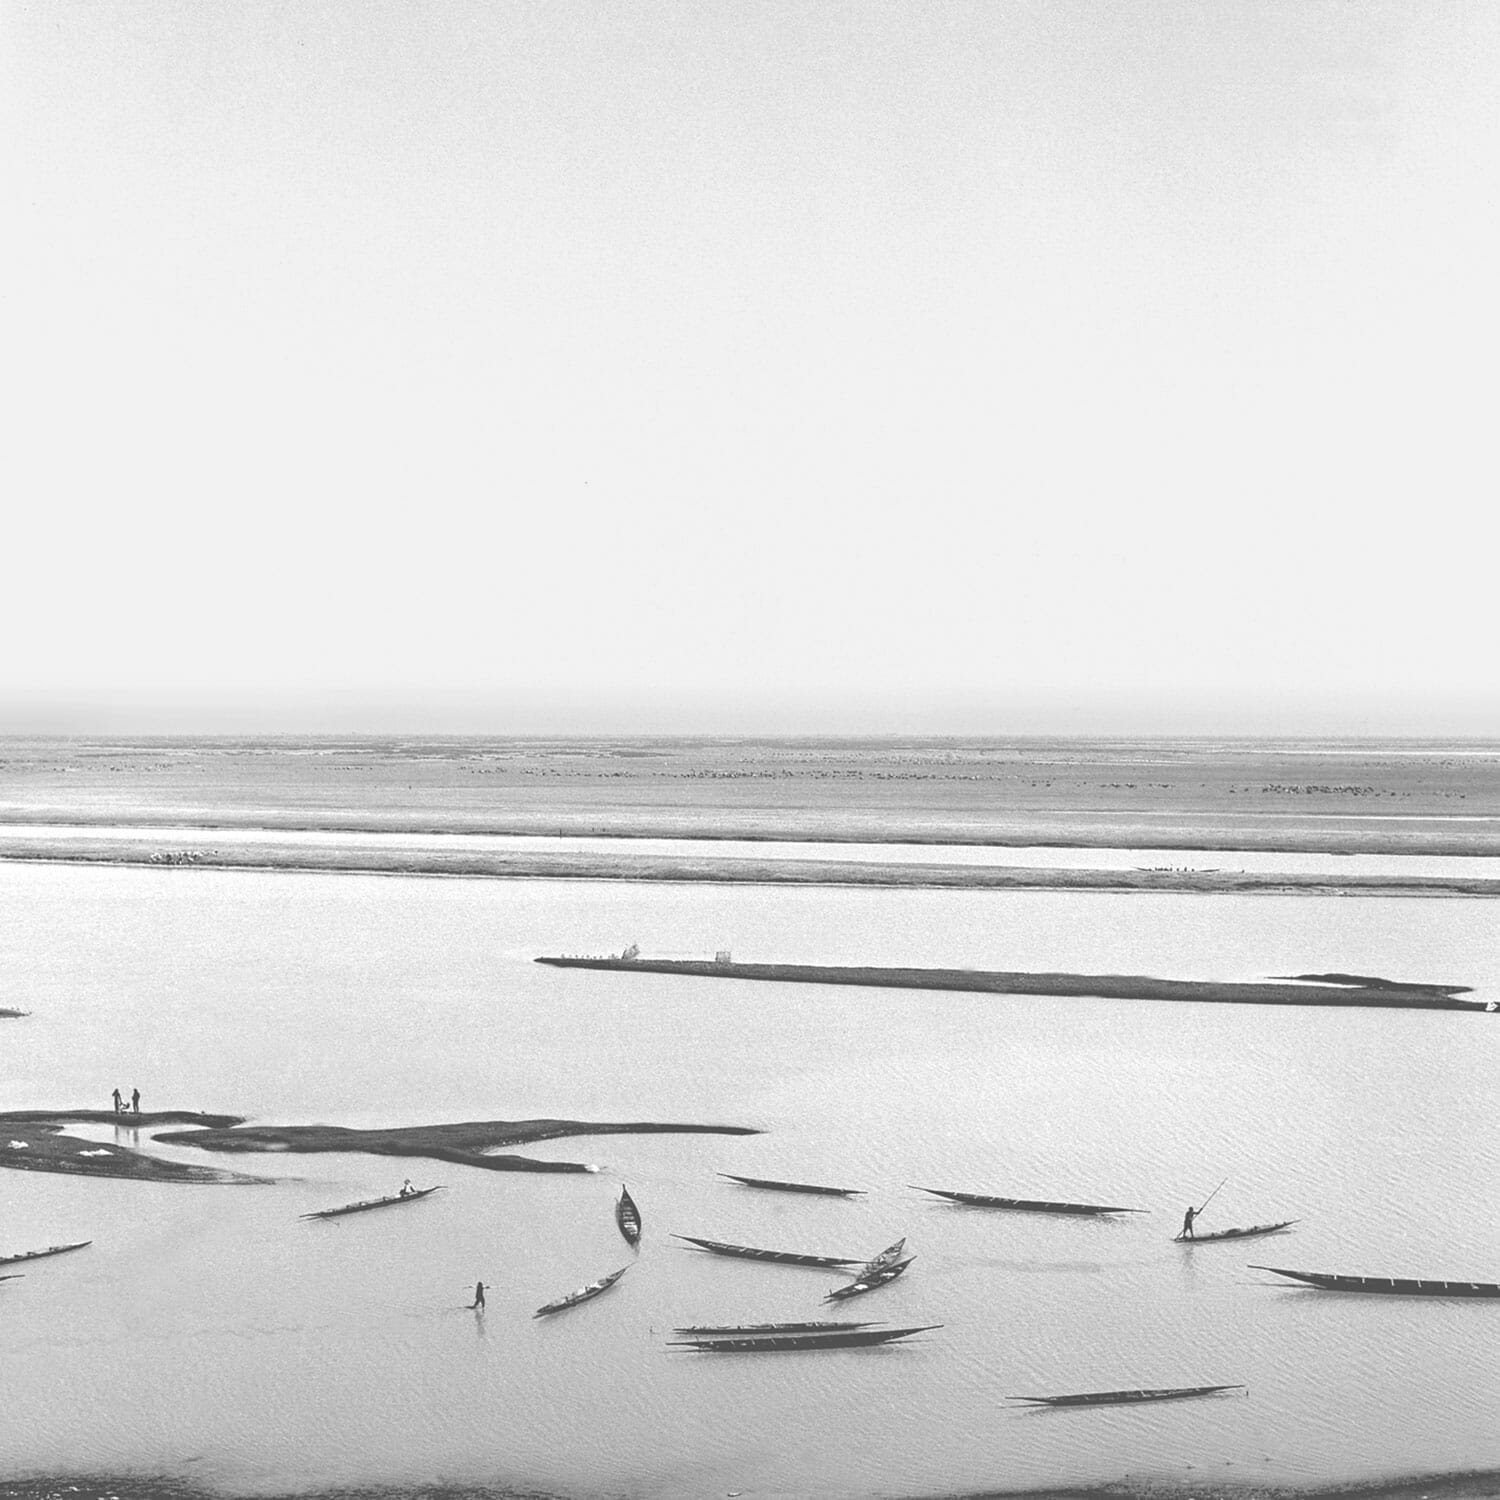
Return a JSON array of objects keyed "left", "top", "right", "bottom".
[{"left": 1197, "top": 1177, "right": 1229, "bottom": 1215}]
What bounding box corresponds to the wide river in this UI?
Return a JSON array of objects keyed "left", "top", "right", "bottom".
[{"left": 2, "top": 859, "right": 1498, "bottom": 1498}]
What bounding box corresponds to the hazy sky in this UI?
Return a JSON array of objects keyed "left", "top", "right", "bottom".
[{"left": 3, "top": 2, "right": 1497, "bottom": 733}]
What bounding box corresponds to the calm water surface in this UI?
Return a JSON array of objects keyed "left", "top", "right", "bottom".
[{"left": 1, "top": 862, "right": 1498, "bottom": 1498}]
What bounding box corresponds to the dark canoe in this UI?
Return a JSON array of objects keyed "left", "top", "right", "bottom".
[
  {"left": 1252, "top": 1265, "right": 1500, "bottom": 1298},
  {"left": 825, "top": 1256, "right": 915, "bottom": 1302},
  {"left": 300, "top": 1186, "right": 443, "bottom": 1220},
  {"left": 0, "top": 1239, "right": 93, "bottom": 1266},
  {"left": 674, "top": 1320, "right": 876, "bottom": 1336},
  {"left": 1175, "top": 1221, "right": 1296, "bottom": 1244},
  {"left": 534, "top": 1265, "right": 630, "bottom": 1318},
  {"left": 616, "top": 1185, "right": 642, "bottom": 1247},
  {"left": 672, "top": 1234, "right": 857, "bottom": 1269},
  {"left": 914, "top": 1186, "right": 1143, "bottom": 1216},
  {"left": 672, "top": 1324, "right": 941, "bottom": 1353},
  {"left": 718, "top": 1172, "right": 864, "bottom": 1197},
  {"left": 1009, "top": 1384, "right": 1244, "bottom": 1407},
  {"left": 858, "top": 1237, "right": 907, "bottom": 1276}
]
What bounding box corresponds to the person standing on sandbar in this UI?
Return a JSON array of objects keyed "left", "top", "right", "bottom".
[
  {"left": 111, "top": 1088, "right": 123, "bottom": 1114},
  {"left": 130, "top": 1087, "right": 140, "bottom": 1116}
]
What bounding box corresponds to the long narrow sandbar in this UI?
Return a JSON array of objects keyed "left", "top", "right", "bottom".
[
  {"left": 2, "top": 839, "right": 1497, "bottom": 897},
  {"left": 0, "top": 1111, "right": 759, "bottom": 1181},
  {"left": 537, "top": 958, "right": 1494, "bottom": 1013}
]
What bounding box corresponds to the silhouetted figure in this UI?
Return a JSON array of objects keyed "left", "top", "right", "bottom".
[
  {"left": 130, "top": 1087, "right": 140, "bottom": 1116},
  {"left": 1181, "top": 1205, "right": 1198, "bottom": 1239},
  {"left": 111, "top": 1088, "right": 123, "bottom": 1114},
  {"left": 471, "top": 1282, "right": 486, "bottom": 1310}
]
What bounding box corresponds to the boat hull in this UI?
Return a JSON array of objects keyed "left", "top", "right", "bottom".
[
  {"left": 673, "top": 1234, "right": 856, "bottom": 1268},
  {"left": 915, "top": 1186, "right": 1140, "bottom": 1216},
  {"left": 718, "top": 1173, "right": 863, "bottom": 1197},
  {"left": 825, "top": 1256, "right": 914, "bottom": 1302},
  {"left": 616, "top": 1186, "right": 642, "bottom": 1247},
  {"left": 301, "top": 1187, "right": 442, "bottom": 1220},
  {"left": 534, "top": 1265, "right": 630, "bottom": 1317},
  {"left": 1009, "top": 1385, "right": 1244, "bottom": 1407},
  {"left": 1175, "top": 1221, "right": 1296, "bottom": 1244},
  {"left": 0, "top": 1240, "right": 93, "bottom": 1266},
  {"left": 1253, "top": 1265, "right": 1500, "bottom": 1298},
  {"left": 672, "top": 1324, "right": 940, "bottom": 1352}
]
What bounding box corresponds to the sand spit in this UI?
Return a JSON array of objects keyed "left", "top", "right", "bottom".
[
  {"left": 152, "top": 1116, "right": 760, "bottom": 1173},
  {"left": 537, "top": 959, "right": 1494, "bottom": 1013},
  {"left": 0, "top": 1111, "right": 264, "bottom": 1184},
  {"left": 0, "top": 1112, "right": 758, "bottom": 1181},
  {"left": 1, "top": 839, "right": 1498, "bottom": 896}
]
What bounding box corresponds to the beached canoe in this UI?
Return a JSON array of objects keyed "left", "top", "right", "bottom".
[
  {"left": 717, "top": 1172, "right": 864, "bottom": 1197},
  {"left": 674, "top": 1320, "right": 876, "bottom": 1336},
  {"left": 914, "top": 1186, "right": 1143, "bottom": 1216},
  {"left": 1008, "top": 1385, "right": 1244, "bottom": 1407},
  {"left": 1175, "top": 1221, "right": 1296, "bottom": 1244},
  {"left": 616, "top": 1185, "right": 642, "bottom": 1247},
  {"left": 858, "top": 1237, "right": 907, "bottom": 1276},
  {"left": 824, "top": 1256, "right": 915, "bottom": 1302},
  {"left": 672, "top": 1324, "right": 941, "bottom": 1352},
  {"left": 534, "top": 1265, "right": 630, "bottom": 1318},
  {"left": 0, "top": 1239, "right": 92, "bottom": 1266},
  {"left": 672, "top": 1234, "right": 857, "bottom": 1269},
  {"left": 1252, "top": 1265, "right": 1500, "bottom": 1298},
  {"left": 300, "top": 1186, "right": 443, "bottom": 1220}
]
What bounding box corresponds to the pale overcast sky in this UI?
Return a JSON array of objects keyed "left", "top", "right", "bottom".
[{"left": 2, "top": 2, "right": 1497, "bottom": 733}]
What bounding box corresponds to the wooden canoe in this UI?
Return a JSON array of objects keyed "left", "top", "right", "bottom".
[
  {"left": 534, "top": 1265, "right": 630, "bottom": 1317},
  {"left": 718, "top": 1172, "right": 864, "bottom": 1197},
  {"left": 672, "top": 1324, "right": 940, "bottom": 1352},
  {"left": 672, "top": 1234, "right": 857, "bottom": 1269},
  {"left": 1175, "top": 1221, "right": 1296, "bottom": 1244},
  {"left": 674, "top": 1320, "right": 875, "bottom": 1336},
  {"left": 824, "top": 1256, "right": 915, "bottom": 1302},
  {"left": 616, "top": 1185, "right": 642, "bottom": 1247},
  {"left": 858, "top": 1237, "right": 907, "bottom": 1276},
  {"left": 913, "top": 1186, "right": 1143, "bottom": 1216},
  {"left": 0, "top": 1239, "right": 92, "bottom": 1266},
  {"left": 1009, "top": 1384, "right": 1244, "bottom": 1407},
  {"left": 300, "top": 1186, "right": 442, "bottom": 1220},
  {"left": 1252, "top": 1265, "right": 1500, "bottom": 1298}
]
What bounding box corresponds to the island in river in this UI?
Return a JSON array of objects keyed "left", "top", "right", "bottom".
[{"left": 0, "top": 1110, "right": 760, "bottom": 1181}]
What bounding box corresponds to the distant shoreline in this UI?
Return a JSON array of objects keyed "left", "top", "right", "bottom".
[
  {"left": 2, "top": 841, "right": 1498, "bottom": 897},
  {"left": 4, "top": 1467, "right": 1498, "bottom": 1500}
]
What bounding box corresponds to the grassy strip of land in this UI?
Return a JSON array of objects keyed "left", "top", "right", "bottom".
[
  {"left": 0, "top": 1110, "right": 759, "bottom": 1181},
  {"left": 1, "top": 838, "right": 1497, "bottom": 896},
  {"left": 537, "top": 958, "right": 1493, "bottom": 1013}
]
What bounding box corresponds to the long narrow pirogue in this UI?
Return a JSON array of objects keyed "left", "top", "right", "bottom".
[
  {"left": 300, "top": 1186, "right": 443, "bottom": 1220},
  {"left": 672, "top": 1324, "right": 941, "bottom": 1353},
  {"left": 534, "top": 1265, "right": 630, "bottom": 1317},
  {"left": 616, "top": 1185, "right": 642, "bottom": 1247},
  {"left": 825, "top": 1256, "right": 915, "bottom": 1302},
  {"left": 1008, "top": 1385, "right": 1245, "bottom": 1407},
  {"left": 1175, "top": 1221, "right": 1296, "bottom": 1244},
  {"left": 672, "top": 1234, "right": 857, "bottom": 1269},
  {"left": 0, "top": 1239, "right": 92, "bottom": 1266},
  {"left": 674, "top": 1321, "right": 876, "bottom": 1335},
  {"left": 718, "top": 1172, "right": 865, "bottom": 1197},
  {"left": 858, "top": 1238, "right": 907, "bottom": 1276},
  {"left": 914, "top": 1186, "right": 1143, "bottom": 1216},
  {"left": 1252, "top": 1266, "right": 1500, "bottom": 1298}
]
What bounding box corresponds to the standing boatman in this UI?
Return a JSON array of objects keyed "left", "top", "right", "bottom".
[{"left": 1181, "top": 1204, "right": 1199, "bottom": 1239}]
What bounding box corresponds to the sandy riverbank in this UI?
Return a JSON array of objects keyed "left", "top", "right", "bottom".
[
  {"left": 4, "top": 1468, "right": 1498, "bottom": 1500},
  {"left": 3, "top": 838, "right": 1498, "bottom": 896}
]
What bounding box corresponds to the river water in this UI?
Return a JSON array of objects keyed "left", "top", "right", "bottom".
[{"left": 2, "top": 860, "right": 1498, "bottom": 1498}]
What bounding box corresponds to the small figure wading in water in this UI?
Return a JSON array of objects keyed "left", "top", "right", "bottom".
[
  {"left": 471, "top": 1282, "right": 486, "bottom": 1311},
  {"left": 1181, "top": 1205, "right": 1198, "bottom": 1239}
]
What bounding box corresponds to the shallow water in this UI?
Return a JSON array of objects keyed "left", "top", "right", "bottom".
[{"left": 1, "top": 861, "right": 1498, "bottom": 1497}]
